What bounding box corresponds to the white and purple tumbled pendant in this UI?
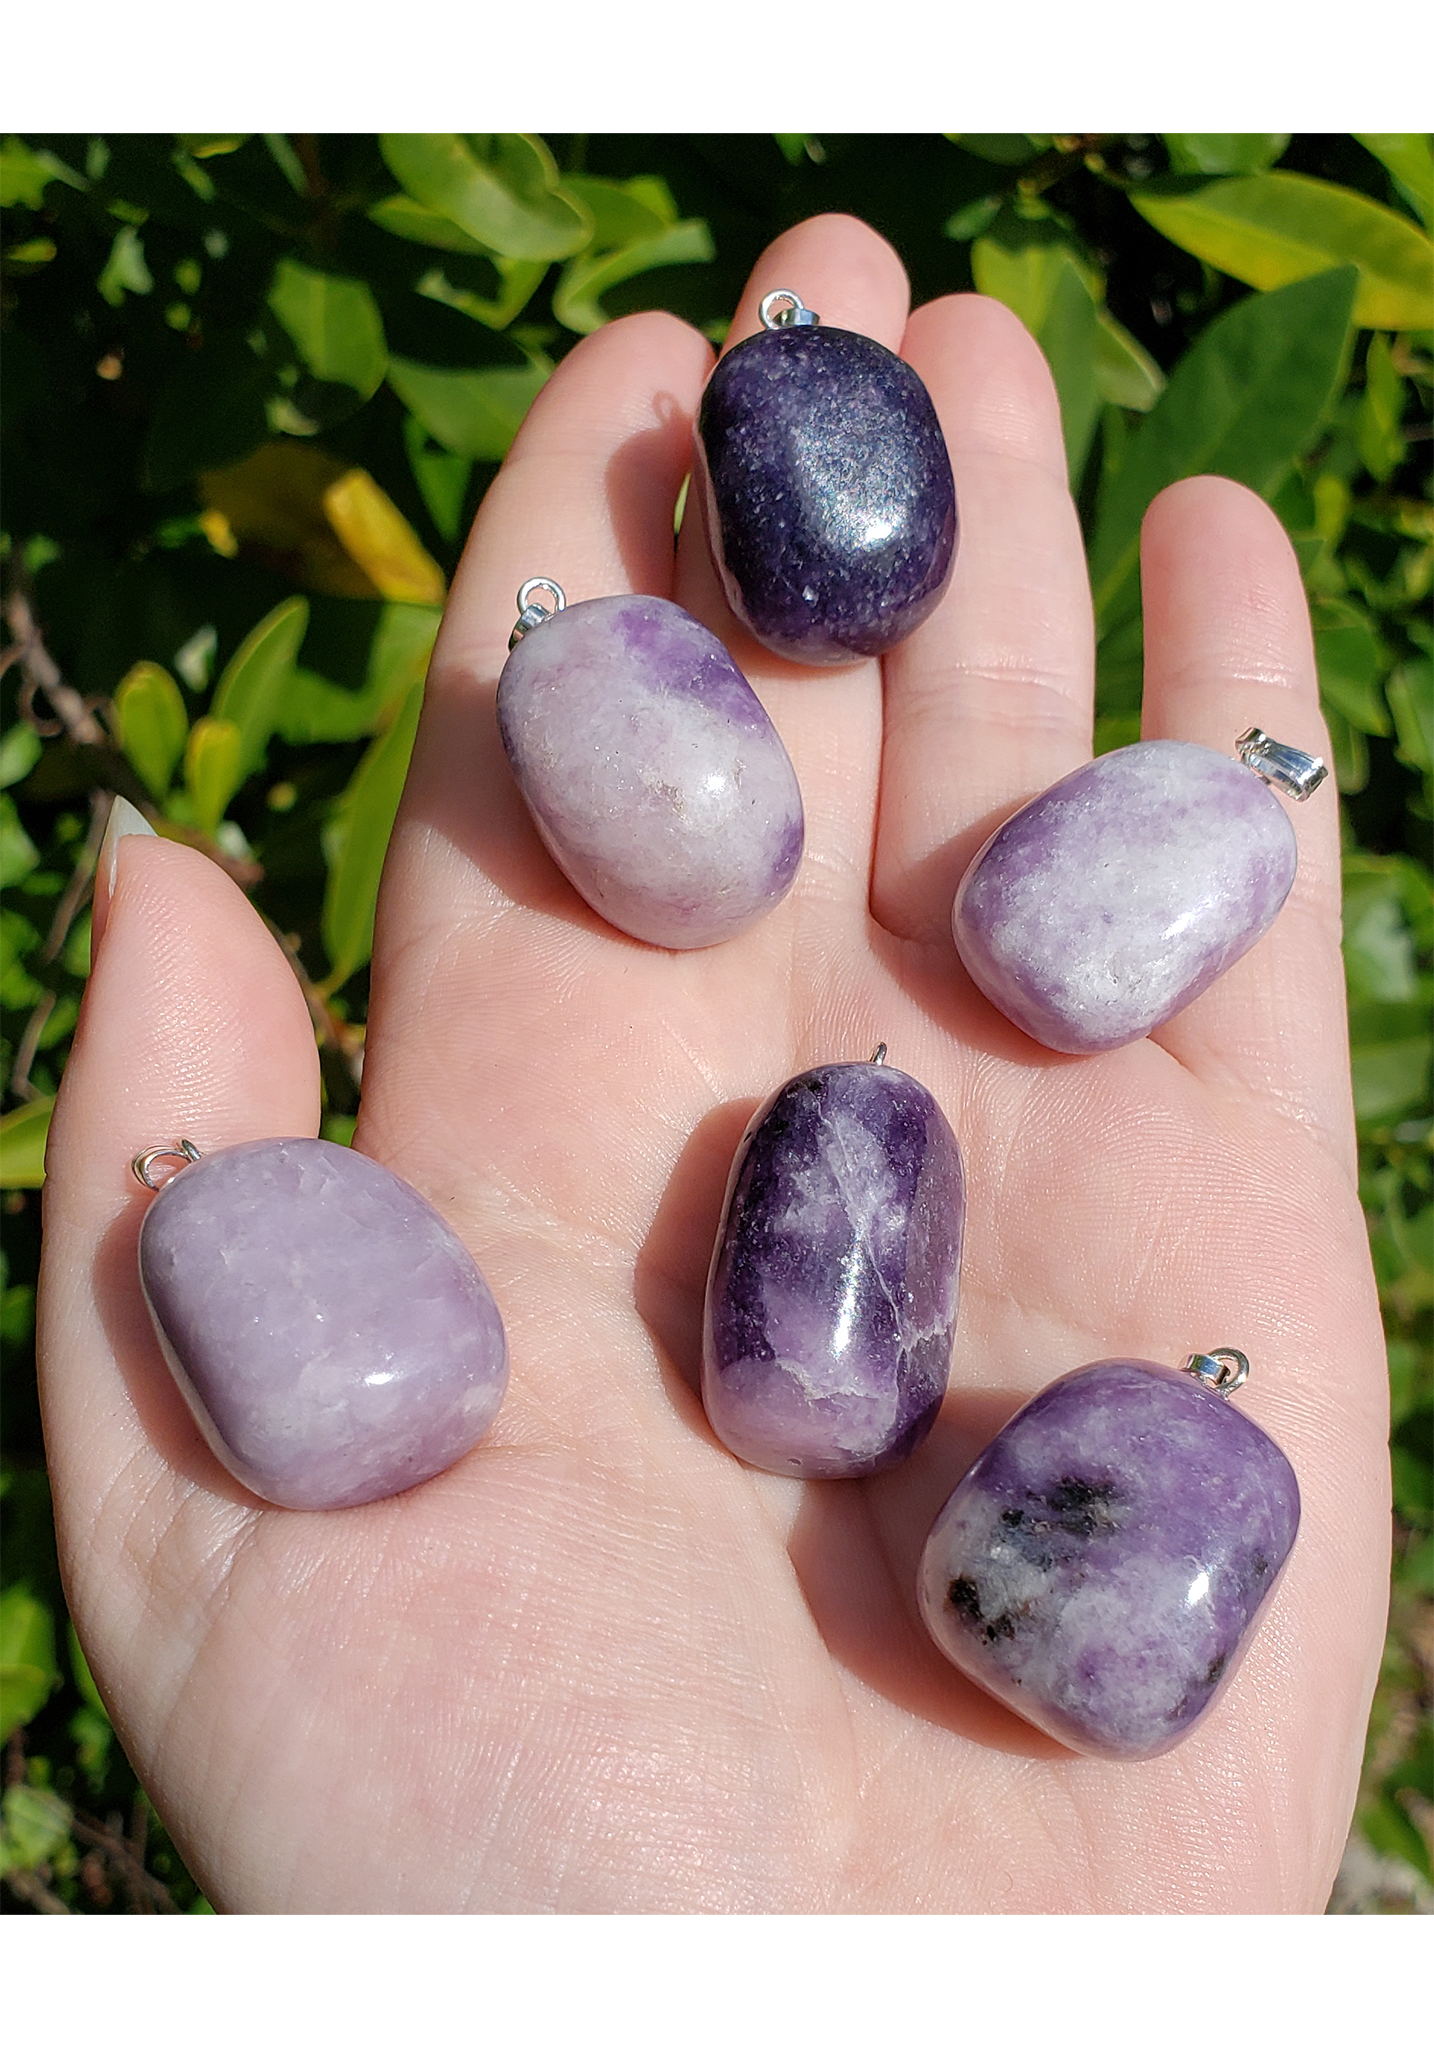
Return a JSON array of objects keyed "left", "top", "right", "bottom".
[
  {"left": 952, "top": 729, "right": 1328, "bottom": 1054},
  {"left": 703, "top": 1049, "right": 965, "bottom": 1478},
  {"left": 134, "top": 1136, "right": 508, "bottom": 1510},
  {"left": 695, "top": 291, "right": 957, "bottom": 667},
  {"left": 918, "top": 1350, "right": 1300, "bottom": 1760},
  {"left": 497, "top": 580, "right": 803, "bottom": 948}
]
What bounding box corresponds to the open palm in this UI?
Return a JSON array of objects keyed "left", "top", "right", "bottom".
[{"left": 40, "top": 216, "right": 1388, "bottom": 1912}]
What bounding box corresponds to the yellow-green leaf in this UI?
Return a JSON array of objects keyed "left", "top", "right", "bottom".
[
  {"left": 1164, "top": 135, "right": 1289, "bottom": 175},
  {"left": 1132, "top": 172, "right": 1434, "bottom": 330},
  {"left": 184, "top": 717, "right": 244, "bottom": 837},
  {"left": 0, "top": 1096, "right": 52, "bottom": 1189},
  {"left": 386, "top": 355, "right": 550, "bottom": 461},
  {"left": 210, "top": 596, "right": 310, "bottom": 777},
  {"left": 321, "top": 679, "right": 425, "bottom": 990},
  {"left": 1357, "top": 332, "right": 1407, "bottom": 483},
  {"left": 973, "top": 235, "right": 1101, "bottom": 480},
  {"left": 268, "top": 258, "right": 387, "bottom": 399},
  {"left": 379, "top": 134, "right": 590, "bottom": 263},
  {"left": 1356, "top": 134, "right": 1434, "bottom": 230},
  {"left": 0, "top": 1589, "right": 58, "bottom": 1742},
  {"left": 1, "top": 1784, "right": 71, "bottom": 1871},
  {"left": 321, "top": 470, "right": 445, "bottom": 604},
  {"left": 114, "top": 661, "right": 189, "bottom": 800},
  {"left": 1093, "top": 309, "right": 1165, "bottom": 411},
  {"left": 554, "top": 218, "right": 714, "bottom": 335}
]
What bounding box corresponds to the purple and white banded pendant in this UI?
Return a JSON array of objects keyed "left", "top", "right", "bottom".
[
  {"left": 497, "top": 581, "right": 803, "bottom": 949},
  {"left": 952, "top": 729, "right": 1328, "bottom": 1054},
  {"left": 918, "top": 1350, "right": 1300, "bottom": 1760},
  {"left": 695, "top": 291, "right": 957, "bottom": 667},
  {"left": 703, "top": 1049, "right": 965, "bottom": 1479},
  {"left": 134, "top": 1136, "right": 508, "bottom": 1510}
]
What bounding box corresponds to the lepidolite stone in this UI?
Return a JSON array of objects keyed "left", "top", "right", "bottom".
[
  {"left": 703, "top": 1061, "right": 964, "bottom": 1478},
  {"left": 497, "top": 594, "right": 802, "bottom": 949},
  {"left": 696, "top": 325, "right": 957, "bottom": 666},
  {"left": 918, "top": 1361, "right": 1300, "bottom": 1759},
  {"left": 138, "top": 1138, "right": 508, "bottom": 1510},
  {"left": 952, "top": 740, "right": 1297, "bottom": 1054}
]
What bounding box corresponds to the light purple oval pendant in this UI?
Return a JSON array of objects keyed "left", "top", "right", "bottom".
[
  {"left": 497, "top": 582, "right": 803, "bottom": 949},
  {"left": 135, "top": 1137, "right": 508, "bottom": 1510},
  {"left": 952, "top": 730, "right": 1327, "bottom": 1054},
  {"left": 918, "top": 1353, "right": 1300, "bottom": 1759},
  {"left": 703, "top": 1051, "right": 964, "bottom": 1478}
]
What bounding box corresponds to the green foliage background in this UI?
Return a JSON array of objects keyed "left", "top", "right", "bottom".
[{"left": 1, "top": 132, "right": 1430, "bottom": 1913}]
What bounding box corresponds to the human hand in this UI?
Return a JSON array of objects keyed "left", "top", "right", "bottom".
[{"left": 39, "top": 214, "right": 1388, "bottom": 1912}]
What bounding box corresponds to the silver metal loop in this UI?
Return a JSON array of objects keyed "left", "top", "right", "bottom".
[
  {"left": 1184, "top": 1348, "right": 1251, "bottom": 1398},
  {"left": 508, "top": 577, "right": 567, "bottom": 650},
  {"left": 1235, "top": 728, "right": 1328, "bottom": 802},
  {"left": 132, "top": 1139, "right": 202, "bottom": 1192},
  {"left": 870, "top": 1043, "right": 888, "bottom": 1065},
  {"left": 759, "top": 289, "right": 820, "bottom": 331}
]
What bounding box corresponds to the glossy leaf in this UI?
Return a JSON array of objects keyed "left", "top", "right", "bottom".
[
  {"left": 267, "top": 259, "right": 387, "bottom": 399},
  {"left": 0, "top": 1096, "right": 52, "bottom": 1189},
  {"left": 386, "top": 354, "right": 550, "bottom": 461},
  {"left": 97, "top": 224, "right": 152, "bottom": 307},
  {"left": 369, "top": 192, "right": 490, "bottom": 255},
  {"left": 210, "top": 596, "right": 310, "bottom": 776},
  {"left": 114, "top": 661, "right": 189, "bottom": 800},
  {"left": 321, "top": 471, "right": 445, "bottom": 604},
  {"left": 1314, "top": 597, "right": 1392, "bottom": 738},
  {"left": 321, "top": 678, "right": 425, "bottom": 990},
  {"left": 203, "top": 444, "right": 383, "bottom": 599},
  {"left": 0, "top": 1588, "right": 58, "bottom": 1742},
  {"left": 1093, "top": 310, "right": 1165, "bottom": 411},
  {"left": 0, "top": 722, "right": 41, "bottom": 788},
  {"left": 1387, "top": 657, "right": 1433, "bottom": 782},
  {"left": 414, "top": 256, "right": 547, "bottom": 332},
  {"left": 379, "top": 134, "right": 590, "bottom": 262},
  {"left": 554, "top": 219, "right": 714, "bottom": 335},
  {"left": 1356, "top": 134, "right": 1434, "bottom": 230},
  {"left": 275, "top": 602, "right": 441, "bottom": 745},
  {"left": 0, "top": 794, "right": 39, "bottom": 888},
  {"left": 1357, "top": 333, "right": 1407, "bottom": 483},
  {"left": 183, "top": 717, "right": 244, "bottom": 836},
  {"left": 1089, "top": 267, "right": 1357, "bottom": 619},
  {"left": 0, "top": 136, "right": 85, "bottom": 208},
  {"left": 404, "top": 414, "right": 471, "bottom": 542},
  {"left": 972, "top": 234, "right": 1100, "bottom": 480},
  {"left": 1132, "top": 173, "right": 1434, "bottom": 330},
  {"left": 1164, "top": 135, "right": 1289, "bottom": 175}
]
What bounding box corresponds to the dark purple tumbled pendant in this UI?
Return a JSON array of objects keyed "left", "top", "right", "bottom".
[
  {"left": 134, "top": 1136, "right": 508, "bottom": 1511},
  {"left": 703, "top": 1050, "right": 965, "bottom": 1478},
  {"left": 918, "top": 1352, "right": 1300, "bottom": 1759},
  {"left": 695, "top": 291, "right": 957, "bottom": 667}
]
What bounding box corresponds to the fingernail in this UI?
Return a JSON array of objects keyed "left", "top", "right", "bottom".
[{"left": 93, "top": 795, "right": 157, "bottom": 954}]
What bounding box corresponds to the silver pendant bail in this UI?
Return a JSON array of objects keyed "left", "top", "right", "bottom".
[
  {"left": 132, "top": 1139, "right": 202, "bottom": 1192},
  {"left": 1236, "top": 729, "right": 1328, "bottom": 801},
  {"left": 1184, "top": 1348, "right": 1251, "bottom": 1398},
  {"left": 509, "top": 577, "right": 567, "bottom": 650},
  {"left": 759, "top": 290, "right": 820, "bottom": 331}
]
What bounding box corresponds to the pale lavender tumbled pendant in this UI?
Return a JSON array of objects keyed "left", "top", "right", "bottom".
[
  {"left": 136, "top": 1137, "right": 508, "bottom": 1510},
  {"left": 703, "top": 1054, "right": 964, "bottom": 1478},
  {"left": 918, "top": 1354, "right": 1300, "bottom": 1759},
  {"left": 952, "top": 731, "right": 1326, "bottom": 1054},
  {"left": 695, "top": 291, "right": 957, "bottom": 667},
  {"left": 497, "top": 584, "right": 803, "bottom": 948}
]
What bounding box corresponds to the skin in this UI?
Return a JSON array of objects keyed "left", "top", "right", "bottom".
[{"left": 38, "top": 215, "right": 1388, "bottom": 1913}]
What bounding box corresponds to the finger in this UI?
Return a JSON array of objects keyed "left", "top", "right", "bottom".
[
  {"left": 872, "top": 294, "right": 1095, "bottom": 942},
  {"left": 1138, "top": 478, "right": 1351, "bottom": 1161},
  {"left": 38, "top": 824, "right": 320, "bottom": 1687},
  {"left": 673, "top": 214, "right": 913, "bottom": 911}
]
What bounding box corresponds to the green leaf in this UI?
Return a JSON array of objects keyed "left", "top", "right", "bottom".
[
  {"left": 1387, "top": 657, "right": 1433, "bottom": 778},
  {"left": 1362, "top": 1787, "right": 1434, "bottom": 1884},
  {"left": 404, "top": 415, "right": 471, "bottom": 543},
  {"left": 386, "top": 354, "right": 550, "bottom": 461},
  {"left": 182, "top": 717, "right": 244, "bottom": 837},
  {"left": 1357, "top": 333, "right": 1406, "bottom": 483},
  {"left": 114, "top": 661, "right": 189, "bottom": 800},
  {"left": 369, "top": 192, "right": 491, "bottom": 255},
  {"left": 414, "top": 257, "right": 547, "bottom": 332},
  {"left": 561, "top": 173, "right": 676, "bottom": 245},
  {"left": 143, "top": 334, "right": 272, "bottom": 493},
  {"left": 210, "top": 596, "right": 310, "bottom": 778},
  {"left": 0, "top": 794, "right": 39, "bottom": 889},
  {"left": 0, "top": 1588, "right": 58, "bottom": 1742},
  {"left": 0, "top": 722, "right": 41, "bottom": 789},
  {"left": 0, "top": 136, "right": 85, "bottom": 208},
  {"left": 1355, "top": 134, "right": 1434, "bottom": 230},
  {"left": 1163, "top": 136, "right": 1289, "bottom": 175},
  {"left": 1349, "top": 997, "right": 1433, "bottom": 1124},
  {"left": 554, "top": 218, "right": 714, "bottom": 335},
  {"left": 1089, "top": 267, "right": 1357, "bottom": 621},
  {"left": 0, "top": 907, "right": 42, "bottom": 1009},
  {"left": 1, "top": 1785, "right": 71, "bottom": 1872},
  {"left": 1343, "top": 858, "right": 1420, "bottom": 1002},
  {"left": 944, "top": 194, "right": 1003, "bottom": 243},
  {"left": 97, "top": 223, "right": 153, "bottom": 307},
  {"left": 0, "top": 1097, "right": 52, "bottom": 1189},
  {"left": 274, "top": 602, "right": 440, "bottom": 745},
  {"left": 1131, "top": 173, "right": 1434, "bottom": 331},
  {"left": 1313, "top": 597, "right": 1391, "bottom": 737},
  {"left": 379, "top": 134, "right": 590, "bottom": 262},
  {"left": 1093, "top": 310, "right": 1165, "bottom": 411},
  {"left": 972, "top": 234, "right": 1101, "bottom": 481},
  {"left": 321, "top": 677, "right": 425, "bottom": 990},
  {"left": 951, "top": 135, "right": 1050, "bottom": 166},
  {"left": 267, "top": 259, "right": 387, "bottom": 400}
]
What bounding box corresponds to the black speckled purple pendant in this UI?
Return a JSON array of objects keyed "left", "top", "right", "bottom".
[{"left": 695, "top": 291, "right": 957, "bottom": 667}]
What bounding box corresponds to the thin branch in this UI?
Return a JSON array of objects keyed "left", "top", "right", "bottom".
[
  {"left": 263, "top": 915, "right": 365, "bottom": 1088},
  {"left": 69, "top": 1812, "right": 180, "bottom": 1912},
  {"left": 9, "top": 788, "right": 107, "bottom": 1102},
  {"left": 3, "top": 589, "right": 107, "bottom": 746},
  {"left": 3, "top": 1867, "right": 72, "bottom": 1913}
]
